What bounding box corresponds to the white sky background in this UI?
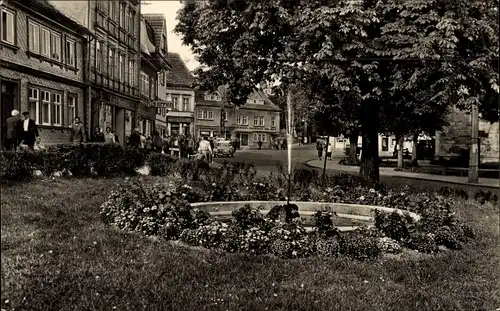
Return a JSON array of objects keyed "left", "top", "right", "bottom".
[{"left": 141, "top": 1, "right": 199, "bottom": 71}]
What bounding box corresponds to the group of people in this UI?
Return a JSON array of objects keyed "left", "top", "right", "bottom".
[
  {"left": 3, "top": 110, "right": 39, "bottom": 151},
  {"left": 316, "top": 139, "right": 333, "bottom": 161},
  {"left": 272, "top": 138, "right": 288, "bottom": 150}
]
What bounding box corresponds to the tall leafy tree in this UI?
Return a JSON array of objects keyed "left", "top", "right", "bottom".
[{"left": 175, "top": 0, "right": 498, "bottom": 183}]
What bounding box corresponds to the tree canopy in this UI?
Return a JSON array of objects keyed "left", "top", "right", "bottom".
[{"left": 175, "top": 0, "right": 499, "bottom": 183}]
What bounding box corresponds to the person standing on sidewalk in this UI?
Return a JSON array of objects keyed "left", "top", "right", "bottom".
[
  {"left": 327, "top": 143, "right": 332, "bottom": 160},
  {"left": 316, "top": 140, "right": 323, "bottom": 161},
  {"left": 69, "top": 117, "right": 85, "bottom": 145},
  {"left": 198, "top": 136, "right": 213, "bottom": 163},
  {"left": 4, "top": 110, "right": 21, "bottom": 150}
]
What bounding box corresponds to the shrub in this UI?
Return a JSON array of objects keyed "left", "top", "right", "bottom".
[
  {"left": 267, "top": 204, "right": 301, "bottom": 224},
  {"left": 315, "top": 236, "right": 341, "bottom": 257},
  {"left": 377, "top": 237, "right": 402, "bottom": 254},
  {"left": 404, "top": 232, "right": 438, "bottom": 253},
  {"left": 268, "top": 223, "right": 312, "bottom": 258},
  {"left": 0, "top": 151, "right": 39, "bottom": 181},
  {"left": 374, "top": 210, "right": 415, "bottom": 242},
  {"left": 312, "top": 211, "right": 339, "bottom": 237},
  {"left": 179, "top": 219, "right": 230, "bottom": 249},
  {"left": 100, "top": 179, "right": 193, "bottom": 239},
  {"left": 231, "top": 205, "right": 266, "bottom": 230},
  {"left": 339, "top": 233, "right": 380, "bottom": 260}
]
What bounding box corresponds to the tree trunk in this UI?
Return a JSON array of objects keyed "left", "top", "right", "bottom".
[
  {"left": 348, "top": 129, "right": 359, "bottom": 164},
  {"left": 397, "top": 136, "right": 404, "bottom": 169},
  {"left": 359, "top": 101, "right": 380, "bottom": 183},
  {"left": 411, "top": 132, "right": 419, "bottom": 167}
]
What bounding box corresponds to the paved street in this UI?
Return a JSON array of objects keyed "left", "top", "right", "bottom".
[
  {"left": 214, "top": 145, "right": 499, "bottom": 189},
  {"left": 213, "top": 144, "right": 319, "bottom": 174}
]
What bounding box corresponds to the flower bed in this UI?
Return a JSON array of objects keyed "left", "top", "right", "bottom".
[{"left": 100, "top": 167, "right": 476, "bottom": 260}]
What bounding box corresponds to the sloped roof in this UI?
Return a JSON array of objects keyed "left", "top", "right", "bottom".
[
  {"left": 194, "top": 87, "right": 281, "bottom": 112},
  {"left": 17, "top": 0, "right": 91, "bottom": 36},
  {"left": 140, "top": 18, "right": 155, "bottom": 55},
  {"left": 166, "top": 53, "right": 194, "bottom": 87},
  {"left": 143, "top": 14, "right": 167, "bottom": 51}
]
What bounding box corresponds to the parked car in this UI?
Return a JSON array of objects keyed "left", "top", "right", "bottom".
[{"left": 214, "top": 140, "right": 234, "bottom": 157}]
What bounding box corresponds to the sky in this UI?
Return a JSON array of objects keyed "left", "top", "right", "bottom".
[{"left": 141, "top": 1, "right": 199, "bottom": 71}]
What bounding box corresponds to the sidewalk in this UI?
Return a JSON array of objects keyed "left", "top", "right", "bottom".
[{"left": 305, "top": 159, "right": 500, "bottom": 189}]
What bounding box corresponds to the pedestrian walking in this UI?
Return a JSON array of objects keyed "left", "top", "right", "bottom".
[
  {"left": 3, "top": 110, "right": 21, "bottom": 151},
  {"left": 198, "top": 136, "right": 213, "bottom": 163},
  {"left": 128, "top": 128, "right": 142, "bottom": 148},
  {"left": 327, "top": 143, "right": 332, "bottom": 160},
  {"left": 69, "top": 117, "right": 85, "bottom": 145},
  {"left": 258, "top": 140, "right": 262, "bottom": 150},
  {"left": 316, "top": 140, "right": 323, "bottom": 161},
  {"left": 152, "top": 131, "right": 163, "bottom": 152},
  {"left": 91, "top": 126, "right": 105, "bottom": 142},
  {"left": 19, "top": 111, "right": 39, "bottom": 150},
  {"left": 104, "top": 127, "right": 115, "bottom": 143}
]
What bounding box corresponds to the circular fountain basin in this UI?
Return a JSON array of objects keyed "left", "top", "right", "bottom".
[{"left": 190, "top": 201, "right": 421, "bottom": 232}]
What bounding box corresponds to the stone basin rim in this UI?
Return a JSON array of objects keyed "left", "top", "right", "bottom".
[{"left": 190, "top": 200, "right": 421, "bottom": 222}]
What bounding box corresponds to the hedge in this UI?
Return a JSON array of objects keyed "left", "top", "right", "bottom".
[{"left": 0, "top": 143, "right": 184, "bottom": 182}]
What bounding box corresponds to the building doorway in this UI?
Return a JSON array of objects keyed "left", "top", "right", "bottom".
[
  {"left": 1, "top": 80, "right": 19, "bottom": 150},
  {"left": 240, "top": 133, "right": 249, "bottom": 146}
]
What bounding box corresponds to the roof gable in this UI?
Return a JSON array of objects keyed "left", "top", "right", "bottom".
[
  {"left": 143, "top": 14, "right": 167, "bottom": 52},
  {"left": 166, "top": 53, "right": 194, "bottom": 87}
]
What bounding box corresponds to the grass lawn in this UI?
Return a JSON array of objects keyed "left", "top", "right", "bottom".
[{"left": 1, "top": 177, "right": 499, "bottom": 311}]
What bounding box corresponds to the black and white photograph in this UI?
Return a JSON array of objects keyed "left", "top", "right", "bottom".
[{"left": 0, "top": 0, "right": 499, "bottom": 310}]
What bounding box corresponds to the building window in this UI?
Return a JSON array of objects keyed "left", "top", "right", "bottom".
[
  {"left": 31, "top": 87, "right": 64, "bottom": 127},
  {"left": 51, "top": 32, "right": 61, "bottom": 61},
  {"left": 253, "top": 133, "right": 267, "bottom": 142},
  {"left": 108, "top": 47, "right": 115, "bottom": 79},
  {"left": 253, "top": 117, "right": 258, "bottom": 126},
  {"left": 237, "top": 115, "right": 248, "bottom": 125},
  {"left": 109, "top": 0, "right": 117, "bottom": 21},
  {"left": 120, "top": 2, "right": 126, "bottom": 28},
  {"left": 140, "top": 71, "right": 149, "bottom": 96},
  {"left": 41, "top": 90, "right": 51, "bottom": 125},
  {"left": 28, "top": 22, "right": 40, "bottom": 53},
  {"left": 182, "top": 97, "right": 189, "bottom": 111},
  {"left": 128, "top": 59, "right": 135, "bottom": 86},
  {"left": 52, "top": 93, "right": 62, "bottom": 126},
  {"left": 28, "top": 22, "right": 62, "bottom": 62},
  {"left": 118, "top": 54, "right": 124, "bottom": 82},
  {"left": 172, "top": 96, "right": 179, "bottom": 110},
  {"left": 28, "top": 88, "right": 40, "bottom": 124},
  {"left": 65, "top": 39, "right": 75, "bottom": 67},
  {"left": 259, "top": 116, "right": 265, "bottom": 126},
  {"left": 198, "top": 110, "right": 214, "bottom": 120},
  {"left": 68, "top": 94, "right": 76, "bottom": 123},
  {"left": 96, "top": 40, "right": 102, "bottom": 71},
  {"left": 1, "top": 8, "right": 15, "bottom": 45},
  {"left": 271, "top": 116, "right": 276, "bottom": 127},
  {"left": 128, "top": 10, "right": 135, "bottom": 36}
]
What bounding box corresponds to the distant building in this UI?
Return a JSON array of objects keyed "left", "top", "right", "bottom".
[
  {"left": 194, "top": 89, "right": 228, "bottom": 139},
  {"left": 164, "top": 52, "right": 195, "bottom": 137},
  {"left": 138, "top": 14, "right": 171, "bottom": 137},
  {"left": 435, "top": 109, "right": 499, "bottom": 163},
  {"left": 194, "top": 87, "right": 281, "bottom": 148},
  {"left": 0, "top": 0, "right": 91, "bottom": 147}
]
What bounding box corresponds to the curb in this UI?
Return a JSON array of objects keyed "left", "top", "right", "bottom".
[{"left": 303, "top": 160, "right": 499, "bottom": 190}]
